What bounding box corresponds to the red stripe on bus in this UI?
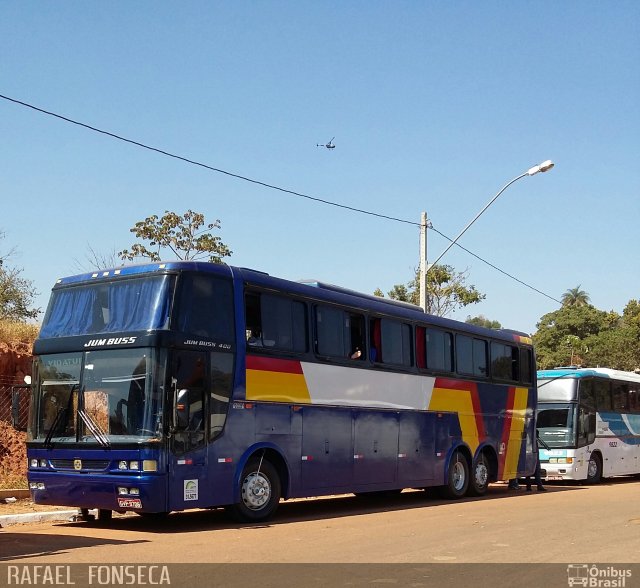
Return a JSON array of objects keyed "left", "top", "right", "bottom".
[
  {"left": 498, "top": 387, "right": 516, "bottom": 479},
  {"left": 470, "top": 386, "right": 486, "bottom": 441},
  {"left": 246, "top": 355, "right": 304, "bottom": 375},
  {"left": 433, "top": 378, "right": 474, "bottom": 392}
]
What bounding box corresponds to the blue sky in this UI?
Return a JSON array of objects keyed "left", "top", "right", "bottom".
[{"left": 1, "top": 2, "right": 638, "bottom": 334}]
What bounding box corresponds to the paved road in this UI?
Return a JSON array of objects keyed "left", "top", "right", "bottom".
[{"left": 1, "top": 479, "right": 639, "bottom": 587}]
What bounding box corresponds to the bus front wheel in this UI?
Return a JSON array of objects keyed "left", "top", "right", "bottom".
[
  {"left": 586, "top": 453, "right": 602, "bottom": 484},
  {"left": 438, "top": 450, "right": 469, "bottom": 499},
  {"left": 226, "top": 458, "right": 281, "bottom": 523}
]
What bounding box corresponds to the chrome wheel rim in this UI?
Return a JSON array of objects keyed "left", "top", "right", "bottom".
[
  {"left": 474, "top": 462, "right": 488, "bottom": 488},
  {"left": 452, "top": 461, "right": 466, "bottom": 492},
  {"left": 241, "top": 471, "right": 271, "bottom": 510}
]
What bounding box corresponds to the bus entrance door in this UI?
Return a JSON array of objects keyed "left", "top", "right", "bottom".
[{"left": 168, "top": 351, "right": 209, "bottom": 511}]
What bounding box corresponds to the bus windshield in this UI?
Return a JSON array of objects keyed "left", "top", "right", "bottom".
[
  {"left": 29, "top": 348, "right": 164, "bottom": 444},
  {"left": 537, "top": 402, "right": 576, "bottom": 448},
  {"left": 39, "top": 275, "right": 174, "bottom": 338}
]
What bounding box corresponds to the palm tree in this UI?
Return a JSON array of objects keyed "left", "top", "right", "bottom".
[{"left": 561, "top": 286, "right": 590, "bottom": 307}]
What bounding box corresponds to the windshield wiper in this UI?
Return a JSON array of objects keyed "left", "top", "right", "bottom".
[
  {"left": 43, "top": 384, "right": 77, "bottom": 449},
  {"left": 78, "top": 409, "right": 111, "bottom": 448}
]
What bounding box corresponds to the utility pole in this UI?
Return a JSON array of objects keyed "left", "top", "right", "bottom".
[{"left": 419, "top": 212, "right": 428, "bottom": 312}]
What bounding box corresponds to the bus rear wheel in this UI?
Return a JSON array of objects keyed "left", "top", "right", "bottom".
[
  {"left": 226, "top": 458, "right": 281, "bottom": 523},
  {"left": 438, "top": 450, "right": 469, "bottom": 499},
  {"left": 467, "top": 453, "right": 490, "bottom": 496},
  {"left": 586, "top": 453, "right": 602, "bottom": 484}
]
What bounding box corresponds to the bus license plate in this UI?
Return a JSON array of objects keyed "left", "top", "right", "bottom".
[
  {"left": 546, "top": 475, "right": 563, "bottom": 481},
  {"left": 117, "top": 497, "right": 142, "bottom": 509}
]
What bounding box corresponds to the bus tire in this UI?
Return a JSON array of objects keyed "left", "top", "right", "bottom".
[
  {"left": 467, "top": 453, "right": 490, "bottom": 496},
  {"left": 438, "top": 450, "right": 469, "bottom": 499},
  {"left": 226, "top": 458, "right": 281, "bottom": 523},
  {"left": 586, "top": 453, "right": 602, "bottom": 484}
]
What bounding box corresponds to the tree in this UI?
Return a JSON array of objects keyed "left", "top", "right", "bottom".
[
  {"left": 377, "top": 264, "right": 485, "bottom": 317},
  {"left": 584, "top": 300, "right": 640, "bottom": 370},
  {"left": 533, "top": 304, "right": 618, "bottom": 369},
  {"left": 561, "top": 286, "right": 590, "bottom": 307},
  {"left": 0, "top": 232, "right": 39, "bottom": 321},
  {"left": 466, "top": 315, "right": 502, "bottom": 329},
  {"left": 119, "top": 210, "right": 232, "bottom": 264},
  {"left": 74, "top": 244, "right": 123, "bottom": 272}
]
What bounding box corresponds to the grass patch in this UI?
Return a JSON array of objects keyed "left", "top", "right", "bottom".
[{"left": 0, "top": 319, "right": 39, "bottom": 352}]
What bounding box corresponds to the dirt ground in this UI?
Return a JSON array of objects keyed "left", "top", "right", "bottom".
[
  {"left": 0, "top": 497, "right": 73, "bottom": 516},
  {"left": 0, "top": 420, "right": 27, "bottom": 481}
]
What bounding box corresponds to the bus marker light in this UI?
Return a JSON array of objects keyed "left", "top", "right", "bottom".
[
  {"left": 398, "top": 453, "right": 407, "bottom": 458},
  {"left": 36, "top": 483, "right": 45, "bottom": 490},
  {"left": 29, "top": 482, "right": 38, "bottom": 489},
  {"left": 354, "top": 454, "right": 364, "bottom": 460},
  {"left": 301, "top": 456, "right": 312, "bottom": 461},
  {"left": 30, "top": 459, "right": 38, "bottom": 468},
  {"left": 217, "top": 458, "right": 233, "bottom": 463},
  {"left": 129, "top": 461, "right": 140, "bottom": 470},
  {"left": 118, "top": 487, "right": 128, "bottom": 495},
  {"left": 142, "top": 460, "right": 158, "bottom": 472},
  {"left": 118, "top": 461, "right": 128, "bottom": 470},
  {"left": 129, "top": 488, "right": 140, "bottom": 496},
  {"left": 177, "top": 459, "right": 193, "bottom": 465}
]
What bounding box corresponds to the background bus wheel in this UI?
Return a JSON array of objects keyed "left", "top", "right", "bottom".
[
  {"left": 438, "top": 450, "right": 469, "bottom": 499},
  {"left": 226, "top": 458, "right": 281, "bottom": 523},
  {"left": 467, "top": 453, "right": 490, "bottom": 496},
  {"left": 586, "top": 453, "right": 602, "bottom": 484}
]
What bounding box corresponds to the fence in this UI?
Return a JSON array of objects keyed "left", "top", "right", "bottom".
[{"left": 0, "top": 385, "right": 30, "bottom": 429}]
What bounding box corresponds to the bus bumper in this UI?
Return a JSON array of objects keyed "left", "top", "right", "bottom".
[{"left": 27, "top": 471, "right": 168, "bottom": 513}]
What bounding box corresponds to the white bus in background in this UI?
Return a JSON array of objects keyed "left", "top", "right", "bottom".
[{"left": 537, "top": 367, "right": 640, "bottom": 483}]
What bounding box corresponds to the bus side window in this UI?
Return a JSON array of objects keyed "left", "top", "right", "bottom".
[
  {"left": 425, "top": 328, "right": 453, "bottom": 373},
  {"left": 245, "top": 291, "right": 308, "bottom": 353},
  {"left": 612, "top": 382, "right": 629, "bottom": 413}
]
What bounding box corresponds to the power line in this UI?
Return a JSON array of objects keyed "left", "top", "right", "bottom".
[
  {"left": 1, "top": 92, "right": 559, "bottom": 304},
  {"left": 0, "top": 93, "right": 420, "bottom": 228},
  {"left": 429, "top": 225, "right": 561, "bottom": 304}
]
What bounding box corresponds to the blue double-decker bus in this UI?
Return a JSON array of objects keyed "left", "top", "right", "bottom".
[{"left": 25, "top": 261, "right": 537, "bottom": 522}]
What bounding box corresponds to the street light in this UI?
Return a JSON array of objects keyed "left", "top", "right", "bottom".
[{"left": 419, "top": 160, "right": 554, "bottom": 311}]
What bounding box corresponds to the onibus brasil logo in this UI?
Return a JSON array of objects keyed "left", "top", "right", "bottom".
[{"left": 567, "top": 564, "right": 632, "bottom": 587}]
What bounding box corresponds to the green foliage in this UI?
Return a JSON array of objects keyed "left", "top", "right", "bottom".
[
  {"left": 466, "top": 315, "right": 502, "bottom": 329},
  {"left": 533, "top": 301, "right": 640, "bottom": 371},
  {"left": 0, "top": 233, "right": 39, "bottom": 322},
  {"left": 119, "top": 210, "right": 232, "bottom": 264},
  {"left": 377, "top": 264, "right": 484, "bottom": 317}
]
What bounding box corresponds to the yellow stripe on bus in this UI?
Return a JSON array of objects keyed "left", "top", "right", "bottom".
[
  {"left": 429, "top": 387, "right": 479, "bottom": 455},
  {"left": 246, "top": 369, "right": 311, "bottom": 403},
  {"left": 502, "top": 387, "right": 529, "bottom": 480}
]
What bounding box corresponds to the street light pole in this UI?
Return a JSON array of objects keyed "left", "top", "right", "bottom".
[
  {"left": 427, "top": 160, "right": 554, "bottom": 271},
  {"left": 419, "top": 211, "right": 428, "bottom": 312}
]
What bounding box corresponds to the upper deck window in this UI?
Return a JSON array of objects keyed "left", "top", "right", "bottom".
[
  {"left": 40, "top": 275, "right": 174, "bottom": 338},
  {"left": 175, "top": 274, "right": 235, "bottom": 341}
]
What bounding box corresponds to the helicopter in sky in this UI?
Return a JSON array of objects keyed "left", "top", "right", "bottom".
[{"left": 317, "top": 137, "right": 335, "bottom": 149}]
